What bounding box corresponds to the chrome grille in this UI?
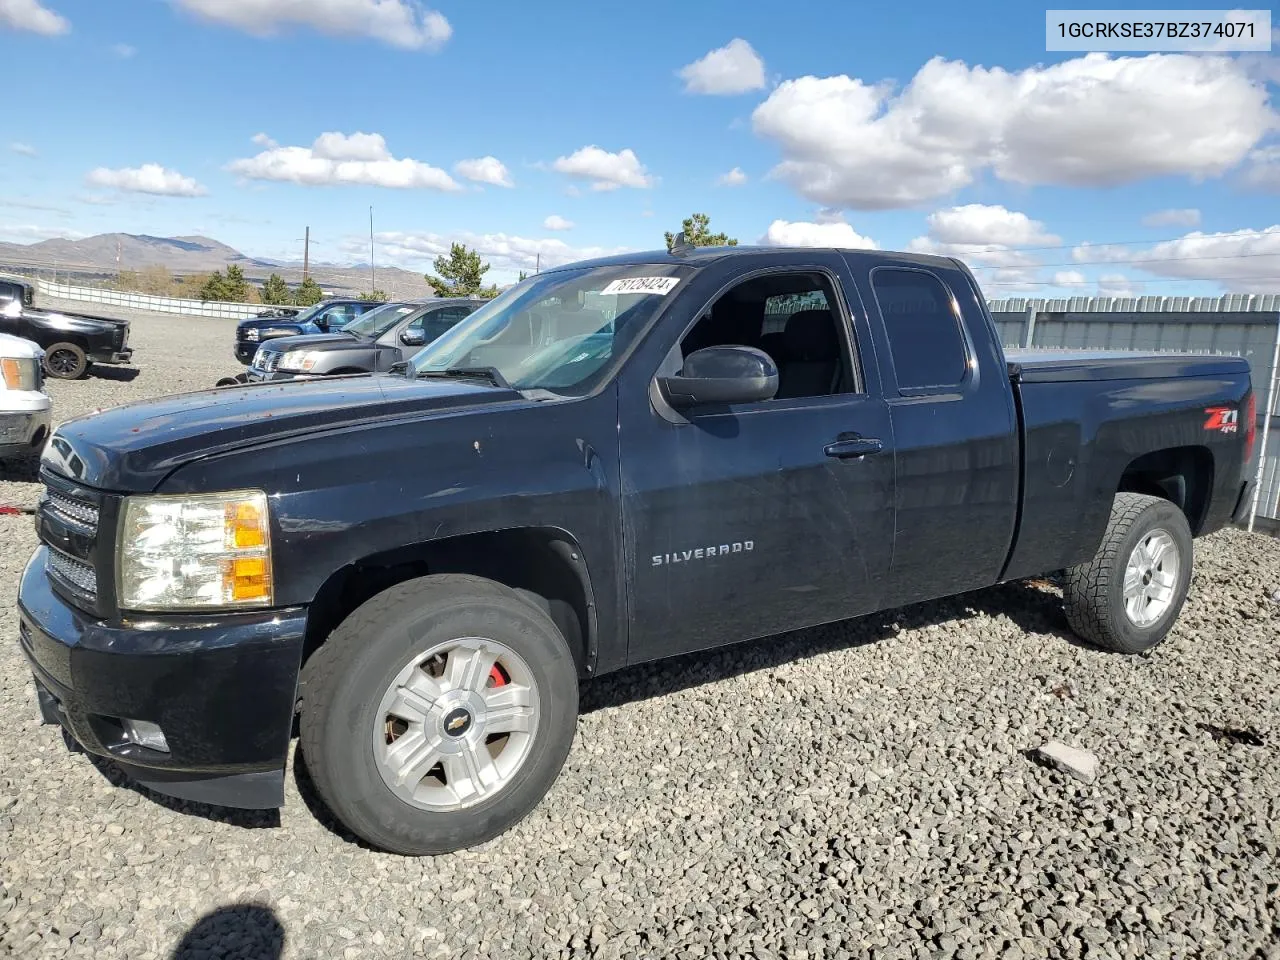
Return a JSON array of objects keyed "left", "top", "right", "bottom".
[
  {"left": 254, "top": 349, "right": 281, "bottom": 372},
  {"left": 44, "top": 489, "right": 99, "bottom": 533},
  {"left": 47, "top": 548, "right": 97, "bottom": 598}
]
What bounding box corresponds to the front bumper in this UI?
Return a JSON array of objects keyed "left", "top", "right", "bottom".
[
  {"left": 0, "top": 404, "right": 51, "bottom": 459},
  {"left": 88, "top": 347, "right": 134, "bottom": 365},
  {"left": 16, "top": 547, "right": 307, "bottom": 809},
  {"left": 234, "top": 342, "right": 258, "bottom": 365}
]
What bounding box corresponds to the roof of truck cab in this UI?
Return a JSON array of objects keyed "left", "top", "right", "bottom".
[{"left": 548, "top": 244, "right": 965, "bottom": 273}]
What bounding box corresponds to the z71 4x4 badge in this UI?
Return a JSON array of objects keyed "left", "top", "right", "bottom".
[{"left": 1203, "top": 406, "right": 1239, "bottom": 434}]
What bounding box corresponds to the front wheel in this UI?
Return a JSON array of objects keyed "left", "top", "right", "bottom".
[
  {"left": 298, "top": 574, "right": 579, "bottom": 855},
  {"left": 1062, "top": 493, "right": 1194, "bottom": 654}
]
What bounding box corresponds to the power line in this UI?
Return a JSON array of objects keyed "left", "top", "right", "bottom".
[
  {"left": 984, "top": 274, "right": 1280, "bottom": 286},
  {"left": 920, "top": 226, "right": 1280, "bottom": 256}
]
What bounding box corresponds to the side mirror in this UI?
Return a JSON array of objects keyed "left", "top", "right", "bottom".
[
  {"left": 315, "top": 317, "right": 330, "bottom": 332},
  {"left": 657, "top": 345, "right": 778, "bottom": 410},
  {"left": 399, "top": 328, "right": 426, "bottom": 347}
]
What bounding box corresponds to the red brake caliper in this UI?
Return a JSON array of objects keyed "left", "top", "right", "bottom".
[{"left": 487, "top": 664, "right": 510, "bottom": 687}]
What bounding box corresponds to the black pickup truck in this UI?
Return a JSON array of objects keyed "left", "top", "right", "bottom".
[
  {"left": 17, "top": 245, "right": 1257, "bottom": 855},
  {"left": 246, "top": 297, "right": 483, "bottom": 381},
  {"left": 0, "top": 276, "right": 133, "bottom": 379}
]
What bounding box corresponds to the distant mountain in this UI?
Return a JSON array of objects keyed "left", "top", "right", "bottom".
[{"left": 0, "top": 232, "right": 435, "bottom": 299}]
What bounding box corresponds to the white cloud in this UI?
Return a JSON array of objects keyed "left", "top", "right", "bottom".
[
  {"left": 1097, "top": 273, "right": 1143, "bottom": 298},
  {"left": 227, "top": 131, "right": 459, "bottom": 191},
  {"left": 0, "top": 0, "right": 69, "bottom": 35},
  {"left": 716, "top": 167, "right": 748, "bottom": 187},
  {"left": 1052, "top": 270, "right": 1087, "bottom": 286},
  {"left": 1074, "top": 227, "right": 1280, "bottom": 294},
  {"left": 0, "top": 223, "right": 88, "bottom": 242},
  {"left": 1242, "top": 145, "right": 1280, "bottom": 191},
  {"left": 9, "top": 142, "right": 37, "bottom": 157},
  {"left": 908, "top": 205, "right": 1057, "bottom": 280},
  {"left": 1142, "top": 208, "right": 1201, "bottom": 228},
  {"left": 759, "top": 218, "right": 877, "bottom": 249},
  {"left": 171, "top": 0, "right": 451, "bottom": 51},
  {"left": 353, "top": 230, "right": 630, "bottom": 277},
  {"left": 752, "top": 53, "right": 1277, "bottom": 209},
  {"left": 86, "top": 163, "right": 208, "bottom": 197},
  {"left": 678, "top": 38, "right": 766, "bottom": 95},
  {"left": 543, "top": 215, "right": 574, "bottom": 231},
  {"left": 453, "top": 156, "right": 513, "bottom": 188},
  {"left": 111, "top": 42, "right": 136, "bottom": 58},
  {"left": 551, "top": 146, "right": 653, "bottom": 191}
]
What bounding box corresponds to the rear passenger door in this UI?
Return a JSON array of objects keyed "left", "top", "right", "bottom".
[{"left": 847, "top": 257, "right": 1020, "bottom": 607}]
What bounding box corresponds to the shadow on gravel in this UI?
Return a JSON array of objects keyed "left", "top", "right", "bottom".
[
  {"left": 580, "top": 578, "right": 1083, "bottom": 713},
  {"left": 88, "top": 365, "right": 141, "bottom": 383},
  {"left": 170, "top": 903, "right": 284, "bottom": 960},
  {"left": 79, "top": 750, "right": 281, "bottom": 830},
  {"left": 0, "top": 454, "right": 41, "bottom": 483},
  {"left": 290, "top": 746, "right": 376, "bottom": 851}
]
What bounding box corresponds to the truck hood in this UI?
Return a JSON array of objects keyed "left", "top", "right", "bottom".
[
  {"left": 254, "top": 331, "right": 367, "bottom": 353},
  {"left": 42, "top": 373, "right": 522, "bottom": 492}
]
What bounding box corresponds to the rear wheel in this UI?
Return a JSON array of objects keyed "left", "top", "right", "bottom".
[
  {"left": 1062, "top": 493, "right": 1193, "bottom": 653},
  {"left": 298, "top": 574, "right": 579, "bottom": 855},
  {"left": 44, "top": 342, "right": 87, "bottom": 379}
]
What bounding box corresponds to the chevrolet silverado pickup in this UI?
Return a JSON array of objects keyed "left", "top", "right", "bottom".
[
  {"left": 17, "top": 244, "right": 1258, "bottom": 855},
  {"left": 0, "top": 276, "right": 133, "bottom": 379}
]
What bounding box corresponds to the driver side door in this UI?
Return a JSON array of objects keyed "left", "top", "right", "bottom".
[{"left": 617, "top": 255, "right": 897, "bottom": 664}]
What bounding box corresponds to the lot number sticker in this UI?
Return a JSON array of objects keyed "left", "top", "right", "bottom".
[{"left": 600, "top": 276, "right": 681, "bottom": 296}]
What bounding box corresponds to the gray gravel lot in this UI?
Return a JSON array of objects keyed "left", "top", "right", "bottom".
[{"left": 2, "top": 299, "right": 1279, "bottom": 959}]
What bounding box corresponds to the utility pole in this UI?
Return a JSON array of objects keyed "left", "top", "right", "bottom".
[
  {"left": 303, "top": 226, "right": 310, "bottom": 281},
  {"left": 535, "top": 253, "right": 540, "bottom": 274},
  {"left": 369, "top": 206, "right": 376, "bottom": 293}
]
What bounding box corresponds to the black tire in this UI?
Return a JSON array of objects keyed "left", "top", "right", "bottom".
[
  {"left": 44, "top": 342, "right": 87, "bottom": 380},
  {"left": 298, "top": 574, "right": 579, "bottom": 855},
  {"left": 1062, "top": 493, "right": 1194, "bottom": 654}
]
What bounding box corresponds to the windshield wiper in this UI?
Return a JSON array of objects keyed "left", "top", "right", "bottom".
[{"left": 418, "top": 365, "right": 512, "bottom": 389}]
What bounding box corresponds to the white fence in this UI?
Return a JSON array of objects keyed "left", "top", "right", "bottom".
[{"left": 36, "top": 279, "right": 261, "bottom": 320}]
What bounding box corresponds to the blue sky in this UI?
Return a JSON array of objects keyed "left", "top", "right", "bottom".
[{"left": 1, "top": 0, "right": 1278, "bottom": 294}]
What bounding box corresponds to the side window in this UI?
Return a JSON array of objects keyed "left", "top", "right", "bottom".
[
  {"left": 0, "top": 282, "right": 18, "bottom": 302},
  {"left": 871, "top": 269, "right": 967, "bottom": 390},
  {"left": 324, "top": 304, "right": 356, "bottom": 326},
  {"left": 678, "top": 271, "right": 855, "bottom": 401},
  {"left": 422, "top": 306, "right": 473, "bottom": 342}
]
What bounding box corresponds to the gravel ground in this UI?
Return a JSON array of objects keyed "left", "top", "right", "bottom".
[{"left": 2, "top": 300, "right": 1279, "bottom": 960}]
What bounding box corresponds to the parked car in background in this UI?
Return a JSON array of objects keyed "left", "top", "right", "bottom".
[
  {"left": 234, "top": 298, "right": 383, "bottom": 364},
  {"left": 0, "top": 276, "right": 133, "bottom": 379},
  {"left": 19, "top": 244, "right": 1257, "bottom": 855},
  {"left": 247, "top": 298, "right": 484, "bottom": 381},
  {"left": 0, "top": 332, "right": 50, "bottom": 459}
]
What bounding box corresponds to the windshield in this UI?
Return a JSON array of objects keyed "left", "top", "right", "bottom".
[
  {"left": 341, "top": 301, "right": 418, "bottom": 338},
  {"left": 407, "top": 265, "right": 691, "bottom": 395},
  {"left": 292, "top": 302, "right": 327, "bottom": 324}
]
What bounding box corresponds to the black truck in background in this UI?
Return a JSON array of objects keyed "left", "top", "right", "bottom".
[
  {"left": 0, "top": 276, "right": 133, "bottom": 379},
  {"left": 18, "top": 245, "right": 1257, "bottom": 856}
]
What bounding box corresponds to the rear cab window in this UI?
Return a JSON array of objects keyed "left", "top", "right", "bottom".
[{"left": 870, "top": 268, "right": 970, "bottom": 393}]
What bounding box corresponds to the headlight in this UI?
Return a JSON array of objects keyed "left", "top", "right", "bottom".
[
  {"left": 278, "top": 350, "right": 322, "bottom": 373},
  {"left": 1, "top": 357, "right": 37, "bottom": 391},
  {"left": 118, "top": 490, "right": 273, "bottom": 610}
]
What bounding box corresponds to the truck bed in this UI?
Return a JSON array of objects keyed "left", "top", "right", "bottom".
[{"left": 1006, "top": 348, "right": 1247, "bottom": 383}]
